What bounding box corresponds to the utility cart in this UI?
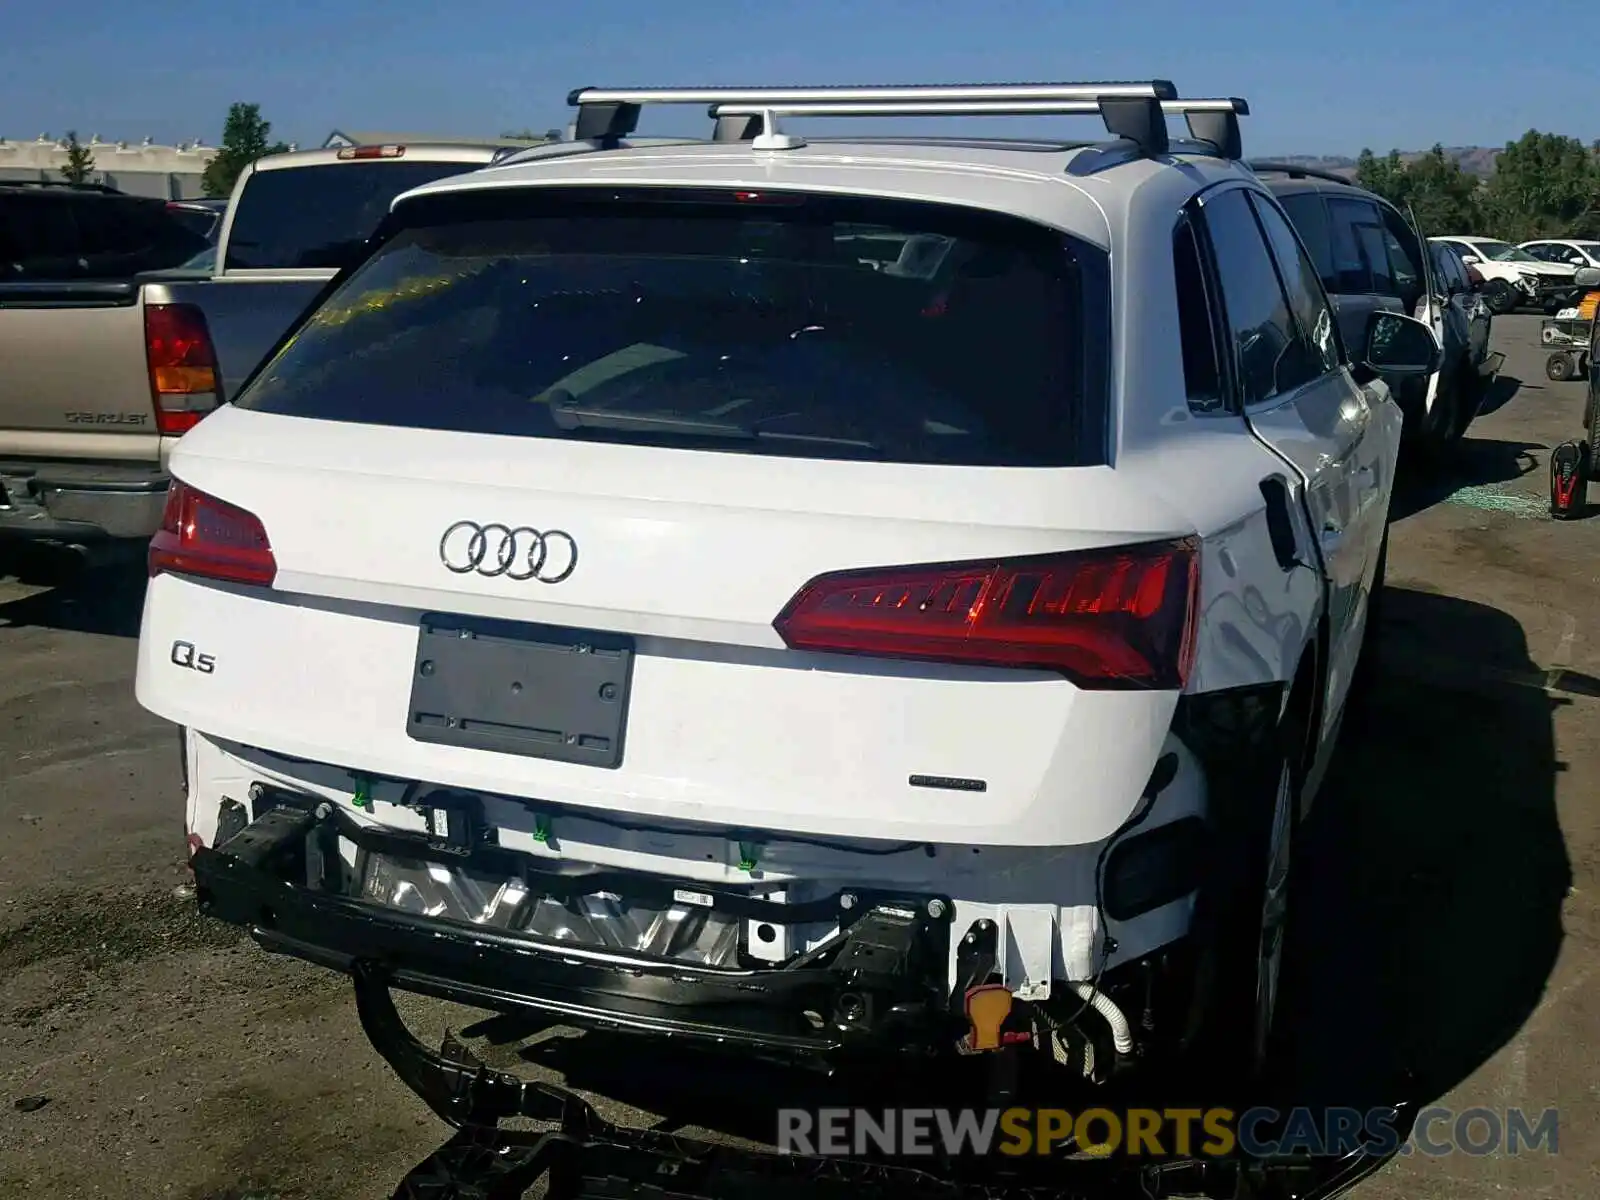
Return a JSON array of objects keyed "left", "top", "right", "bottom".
[{"left": 1544, "top": 281, "right": 1600, "bottom": 380}]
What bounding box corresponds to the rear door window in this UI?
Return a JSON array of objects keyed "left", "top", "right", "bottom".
[
  {"left": 1275, "top": 193, "right": 1335, "bottom": 294},
  {"left": 236, "top": 187, "right": 1103, "bottom": 467},
  {"left": 224, "top": 160, "right": 490, "bottom": 271},
  {"left": 1435, "top": 244, "right": 1468, "bottom": 293},
  {"left": 1326, "top": 196, "right": 1381, "bottom": 295},
  {"left": 1378, "top": 207, "right": 1423, "bottom": 300},
  {"left": 1198, "top": 188, "right": 1323, "bottom": 407},
  {"left": 1247, "top": 193, "right": 1343, "bottom": 375}
]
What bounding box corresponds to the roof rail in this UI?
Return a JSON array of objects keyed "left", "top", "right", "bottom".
[
  {"left": 1245, "top": 160, "right": 1360, "bottom": 187},
  {"left": 705, "top": 96, "right": 1249, "bottom": 160},
  {"left": 567, "top": 81, "right": 1183, "bottom": 155}
]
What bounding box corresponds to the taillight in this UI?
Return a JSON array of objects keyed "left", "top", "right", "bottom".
[
  {"left": 148, "top": 479, "right": 276, "bottom": 587},
  {"left": 772, "top": 539, "right": 1200, "bottom": 690},
  {"left": 145, "top": 303, "right": 220, "bottom": 435}
]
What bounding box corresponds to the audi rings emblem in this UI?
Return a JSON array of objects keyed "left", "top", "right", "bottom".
[{"left": 438, "top": 521, "right": 579, "bottom": 583}]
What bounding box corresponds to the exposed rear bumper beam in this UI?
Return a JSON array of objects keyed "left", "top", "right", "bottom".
[{"left": 190, "top": 794, "right": 965, "bottom": 1066}]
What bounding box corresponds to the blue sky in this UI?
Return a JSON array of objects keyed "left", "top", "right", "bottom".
[{"left": 3, "top": 0, "right": 1596, "bottom": 156}]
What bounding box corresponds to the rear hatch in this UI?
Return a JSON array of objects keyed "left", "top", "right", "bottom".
[{"left": 139, "top": 183, "right": 1197, "bottom": 848}]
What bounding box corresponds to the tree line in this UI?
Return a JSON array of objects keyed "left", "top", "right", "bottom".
[{"left": 1355, "top": 131, "right": 1600, "bottom": 241}]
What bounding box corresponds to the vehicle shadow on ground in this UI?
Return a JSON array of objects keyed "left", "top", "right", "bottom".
[
  {"left": 1473, "top": 371, "right": 1524, "bottom": 420},
  {"left": 466, "top": 586, "right": 1571, "bottom": 1149},
  {"left": 1277, "top": 585, "right": 1573, "bottom": 1107},
  {"left": 1391, "top": 434, "right": 1544, "bottom": 522},
  {"left": 0, "top": 542, "right": 147, "bottom": 638}
]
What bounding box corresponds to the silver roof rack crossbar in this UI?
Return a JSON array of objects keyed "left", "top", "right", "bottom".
[
  {"left": 567, "top": 81, "right": 1181, "bottom": 152},
  {"left": 704, "top": 97, "right": 1249, "bottom": 160}
]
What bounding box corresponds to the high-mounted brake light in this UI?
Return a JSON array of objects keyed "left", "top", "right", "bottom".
[
  {"left": 337, "top": 144, "right": 406, "bottom": 160},
  {"left": 144, "top": 303, "right": 219, "bottom": 435},
  {"left": 772, "top": 539, "right": 1200, "bottom": 689},
  {"left": 148, "top": 480, "right": 277, "bottom": 587}
]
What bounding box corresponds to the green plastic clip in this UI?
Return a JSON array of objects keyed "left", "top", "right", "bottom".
[
  {"left": 533, "top": 814, "right": 553, "bottom": 843},
  {"left": 350, "top": 775, "right": 374, "bottom": 813},
  {"left": 737, "top": 841, "right": 760, "bottom": 873}
]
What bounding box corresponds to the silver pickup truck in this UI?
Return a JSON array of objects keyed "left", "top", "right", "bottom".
[{"left": 0, "top": 142, "right": 519, "bottom": 544}]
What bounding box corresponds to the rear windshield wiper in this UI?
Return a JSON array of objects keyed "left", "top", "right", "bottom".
[
  {"left": 550, "top": 403, "right": 755, "bottom": 438},
  {"left": 549, "top": 402, "right": 879, "bottom": 451}
]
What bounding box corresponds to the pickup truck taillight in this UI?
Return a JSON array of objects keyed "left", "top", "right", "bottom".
[
  {"left": 145, "top": 303, "right": 220, "bottom": 435},
  {"left": 148, "top": 479, "right": 277, "bottom": 587}
]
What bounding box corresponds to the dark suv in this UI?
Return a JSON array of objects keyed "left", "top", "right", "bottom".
[
  {"left": 0, "top": 181, "right": 208, "bottom": 281},
  {"left": 1249, "top": 162, "right": 1485, "bottom": 451}
]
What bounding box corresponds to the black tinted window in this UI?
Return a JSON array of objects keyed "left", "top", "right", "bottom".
[
  {"left": 72, "top": 197, "right": 206, "bottom": 274},
  {"left": 1174, "top": 215, "right": 1223, "bottom": 412},
  {"left": 0, "top": 193, "right": 204, "bottom": 280},
  {"left": 1275, "top": 193, "right": 1335, "bottom": 293},
  {"left": 1355, "top": 223, "right": 1396, "bottom": 294},
  {"left": 1200, "top": 189, "right": 1319, "bottom": 407},
  {"left": 1432, "top": 244, "right": 1466, "bottom": 292},
  {"left": 236, "top": 189, "right": 1098, "bottom": 467},
  {"left": 1378, "top": 207, "right": 1422, "bottom": 301},
  {"left": 1248, "top": 193, "right": 1342, "bottom": 375},
  {"left": 1326, "top": 197, "right": 1381, "bottom": 295},
  {"left": 224, "top": 161, "right": 486, "bottom": 270},
  {"left": 0, "top": 196, "right": 81, "bottom": 276}
]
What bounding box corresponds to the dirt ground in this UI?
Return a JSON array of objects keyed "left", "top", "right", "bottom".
[{"left": 1, "top": 313, "right": 1596, "bottom": 1199}]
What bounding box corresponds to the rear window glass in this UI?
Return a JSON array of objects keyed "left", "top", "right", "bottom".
[
  {"left": 0, "top": 193, "right": 206, "bottom": 280},
  {"left": 235, "top": 188, "right": 1099, "bottom": 467},
  {"left": 224, "top": 160, "right": 488, "bottom": 271}
]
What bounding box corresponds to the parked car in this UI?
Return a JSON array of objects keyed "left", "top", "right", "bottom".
[
  {"left": 0, "top": 143, "right": 520, "bottom": 545},
  {"left": 1430, "top": 237, "right": 1500, "bottom": 391},
  {"left": 138, "top": 81, "right": 1439, "bottom": 1100},
  {"left": 1249, "top": 162, "right": 1482, "bottom": 449},
  {"left": 1431, "top": 236, "right": 1581, "bottom": 314},
  {"left": 1520, "top": 238, "right": 1600, "bottom": 270},
  {"left": 0, "top": 180, "right": 209, "bottom": 539}
]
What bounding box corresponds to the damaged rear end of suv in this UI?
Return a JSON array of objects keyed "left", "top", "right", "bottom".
[{"left": 135, "top": 80, "right": 1432, "bottom": 1198}]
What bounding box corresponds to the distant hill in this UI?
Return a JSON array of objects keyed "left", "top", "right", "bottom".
[{"left": 1271, "top": 147, "right": 1502, "bottom": 181}]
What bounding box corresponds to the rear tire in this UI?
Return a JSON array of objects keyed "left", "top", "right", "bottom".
[{"left": 1183, "top": 703, "right": 1308, "bottom": 1091}]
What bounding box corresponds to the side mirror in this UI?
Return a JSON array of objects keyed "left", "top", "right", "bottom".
[
  {"left": 1361, "top": 310, "right": 1441, "bottom": 378},
  {"left": 1459, "top": 253, "right": 1480, "bottom": 264},
  {"left": 1574, "top": 267, "right": 1600, "bottom": 288}
]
